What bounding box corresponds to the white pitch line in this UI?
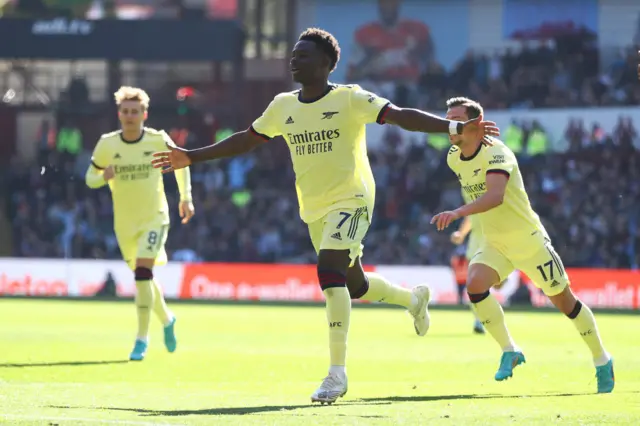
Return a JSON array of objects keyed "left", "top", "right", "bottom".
[{"left": 0, "top": 414, "right": 186, "bottom": 426}]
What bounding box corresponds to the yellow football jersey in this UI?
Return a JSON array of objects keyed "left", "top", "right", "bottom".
[
  {"left": 89, "top": 127, "right": 191, "bottom": 231},
  {"left": 461, "top": 189, "right": 481, "bottom": 259},
  {"left": 447, "top": 138, "right": 547, "bottom": 250},
  {"left": 250, "top": 84, "right": 390, "bottom": 224}
]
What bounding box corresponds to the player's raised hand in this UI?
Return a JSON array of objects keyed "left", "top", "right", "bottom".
[
  {"left": 431, "top": 210, "right": 461, "bottom": 231},
  {"left": 152, "top": 146, "right": 191, "bottom": 174},
  {"left": 450, "top": 230, "right": 465, "bottom": 245},
  {"left": 463, "top": 115, "right": 499, "bottom": 142},
  {"left": 179, "top": 200, "right": 195, "bottom": 224},
  {"left": 103, "top": 165, "right": 115, "bottom": 181}
]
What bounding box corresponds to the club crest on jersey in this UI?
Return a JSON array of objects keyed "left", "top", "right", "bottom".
[
  {"left": 321, "top": 111, "right": 339, "bottom": 120},
  {"left": 473, "top": 168, "right": 481, "bottom": 176}
]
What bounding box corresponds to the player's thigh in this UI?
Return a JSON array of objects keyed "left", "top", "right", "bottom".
[
  {"left": 115, "top": 230, "right": 137, "bottom": 270},
  {"left": 136, "top": 224, "right": 169, "bottom": 268},
  {"left": 468, "top": 245, "right": 514, "bottom": 293},
  {"left": 307, "top": 219, "right": 324, "bottom": 255},
  {"left": 515, "top": 238, "right": 570, "bottom": 298},
  {"left": 320, "top": 207, "right": 369, "bottom": 267}
]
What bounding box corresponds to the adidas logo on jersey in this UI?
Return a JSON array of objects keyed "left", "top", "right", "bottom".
[
  {"left": 550, "top": 280, "right": 561, "bottom": 287},
  {"left": 143, "top": 151, "right": 153, "bottom": 156},
  {"left": 285, "top": 116, "right": 294, "bottom": 124},
  {"left": 331, "top": 232, "right": 342, "bottom": 241},
  {"left": 114, "top": 153, "right": 121, "bottom": 159}
]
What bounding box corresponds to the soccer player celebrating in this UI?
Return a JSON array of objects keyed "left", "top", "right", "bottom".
[
  {"left": 450, "top": 210, "right": 485, "bottom": 334},
  {"left": 432, "top": 97, "right": 614, "bottom": 393},
  {"left": 85, "top": 86, "right": 195, "bottom": 361},
  {"left": 152, "top": 28, "right": 499, "bottom": 403}
]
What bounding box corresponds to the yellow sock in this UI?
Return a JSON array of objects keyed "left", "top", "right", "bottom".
[
  {"left": 151, "top": 280, "right": 173, "bottom": 326},
  {"left": 359, "top": 272, "right": 413, "bottom": 308},
  {"left": 569, "top": 302, "right": 610, "bottom": 366},
  {"left": 324, "top": 286, "right": 351, "bottom": 366},
  {"left": 135, "top": 279, "right": 154, "bottom": 341},
  {"left": 471, "top": 293, "right": 517, "bottom": 352}
]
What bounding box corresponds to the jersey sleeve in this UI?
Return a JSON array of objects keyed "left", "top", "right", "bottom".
[
  {"left": 484, "top": 143, "right": 516, "bottom": 178},
  {"left": 250, "top": 97, "right": 282, "bottom": 140},
  {"left": 90, "top": 138, "right": 110, "bottom": 169},
  {"left": 349, "top": 85, "right": 391, "bottom": 125},
  {"left": 160, "top": 130, "right": 177, "bottom": 148}
]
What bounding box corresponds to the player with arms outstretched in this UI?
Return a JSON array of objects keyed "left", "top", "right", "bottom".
[
  {"left": 152, "top": 29, "right": 499, "bottom": 403},
  {"left": 432, "top": 97, "right": 614, "bottom": 393},
  {"left": 85, "top": 86, "right": 195, "bottom": 361},
  {"left": 450, "top": 205, "right": 484, "bottom": 334}
]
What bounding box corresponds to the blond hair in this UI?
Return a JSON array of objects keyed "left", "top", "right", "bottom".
[{"left": 114, "top": 86, "right": 150, "bottom": 110}]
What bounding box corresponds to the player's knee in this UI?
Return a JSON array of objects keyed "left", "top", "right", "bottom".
[
  {"left": 468, "top": 290, "right": 490, "bottom": 304},
  {"left": 466, "top": 265, "right": 498, "bottom": 294},
  {"left": 548, "top": 286, "right": 578, "bottom": 316},
  {"left": 348, "top": 276, "right": 369, "bottom": 299},
  {"left": 134, "top": 266, "right": 153, "bottom": 281},
  {"left": 317, "top": 267, "right": 347, "bottom": 292}
]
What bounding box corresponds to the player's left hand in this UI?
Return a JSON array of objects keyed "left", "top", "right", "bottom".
[
  {"left": 179, "top": 200, "right": 195, "bottom": 224},
  {"left": 431, "top": 210, "right": 461, "bottom": 231},
  {"left": 463, "top": 115, "right": 500, "bottom": 141}
]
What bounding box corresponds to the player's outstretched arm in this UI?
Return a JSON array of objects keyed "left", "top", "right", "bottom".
[
  {"left": 152, "top": 130, "right": 264, "bottom": 173},
  {"left": 384, "top": 106, "right": 500, "bottom": 139},
  {"left": 432, "top": 173, "right": 508, "bottom": 231}
]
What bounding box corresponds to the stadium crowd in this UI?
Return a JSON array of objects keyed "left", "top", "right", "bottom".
[
  {"left": 383, "top": 44, "right": 640, "bottom": 110},
  {"left": 5, "top": 113, "right": 639, "bottom": 269},
  {"left": 3, "top": 36, "right": 639, "bottom": 268}
]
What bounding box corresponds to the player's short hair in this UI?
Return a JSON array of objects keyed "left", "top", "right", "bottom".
[
  {"left": 114, "top": 86, "right": 150, "bottom": 110},
  {"left": 299, "top": 27, "right": 341, "bottom": 72},
  {"left": 446, "top": 97, "right": 483, "bottom": 120}
]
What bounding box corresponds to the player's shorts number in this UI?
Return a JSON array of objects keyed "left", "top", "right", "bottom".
[
  {"left": 535, "top": 247, "right": 565, "bottom": 282},
  {"left": 337, "top": 212, "right": 352, "bottom": 229},
  {"left": 147, "top": 231, "right": 158, "bottom": 246}
]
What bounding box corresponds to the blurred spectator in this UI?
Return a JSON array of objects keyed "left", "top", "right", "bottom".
[{"left": 381, "top": 42, "right": 639, "bottom": 110}]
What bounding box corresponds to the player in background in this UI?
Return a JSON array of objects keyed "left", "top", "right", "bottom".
[
  {"left": 432, "top": 97, "right": 614, "bottom": 393},
  {"left": 152, "top": 28, "right": 499, "bottom": 404},
  {"left": 85, "top": 86, "right": 195, "bottom": 361},
  {"left": 449, "top": 209, "right": 484, "bottom": 334}
]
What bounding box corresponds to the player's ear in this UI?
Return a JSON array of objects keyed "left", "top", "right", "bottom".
[{"left": 144, "top": 111, "right": 148, "bottom": 120}]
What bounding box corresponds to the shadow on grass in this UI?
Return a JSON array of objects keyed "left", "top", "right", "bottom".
[
  {"left": 0, "top": 360, "right": 129, "bottom": 368},
  {"left": 48, "top": 391, "right": 628, "bottom": 417}
]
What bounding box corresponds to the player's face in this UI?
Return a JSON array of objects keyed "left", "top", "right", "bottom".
[
  {"left": 379, "top": 0, "right": 400, "bottom": 25},
  {"left": 446, "top": 106, "right": 468, "bottom": 146},
  {"left": 290, "top": 40, "right": 326, "bottom": 84},
  {"left": 118, "top": 100, "right": 145, "bottom": 131}
]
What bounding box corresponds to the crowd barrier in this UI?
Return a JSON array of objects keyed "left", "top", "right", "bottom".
[{"left": 0, "top": 258, "right": 638, "bottom": 309}]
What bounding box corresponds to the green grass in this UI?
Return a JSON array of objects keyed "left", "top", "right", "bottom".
[{"left": 1, "top": 299, "right": 638, "bottom": 426}]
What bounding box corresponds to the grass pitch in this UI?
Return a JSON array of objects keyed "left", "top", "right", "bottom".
[{"left": 1, "top": 299, "right": 639, "bottom": 425}]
